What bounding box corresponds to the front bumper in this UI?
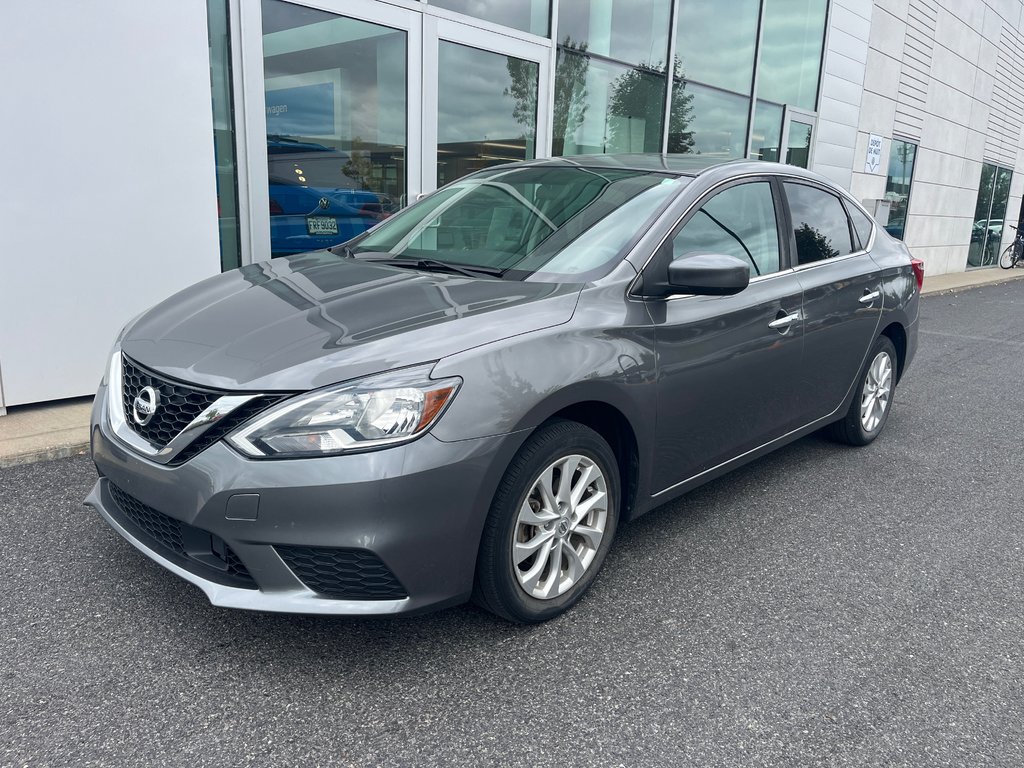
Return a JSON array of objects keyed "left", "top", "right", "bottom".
[{"left": 86, "top": 383, "right": 523, "bottom": 615}]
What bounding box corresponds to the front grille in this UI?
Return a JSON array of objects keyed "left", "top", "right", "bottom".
[
  {"left": 107, "top": 482, "right": 256, "bottom": 589},
  {"left": 121, "top": 356, "right": 220, "bottom": 447},
  {"left": 120, "top": 355, "right": 285, "bottom": 463},
  {"left": 276, "top": 546, "right": 408, "bottom": 600}
]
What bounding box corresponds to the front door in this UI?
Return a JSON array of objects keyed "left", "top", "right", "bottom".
[
  {"left": 644, "top": 179, "right": 805, "bottom": 494},
  {"left": 240, "top": 0, "right": 550, "bottom": 262}
]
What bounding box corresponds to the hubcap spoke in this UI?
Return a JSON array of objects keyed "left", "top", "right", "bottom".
[{"left": 513, "top": 528, "right": 556, "bottom": 565}]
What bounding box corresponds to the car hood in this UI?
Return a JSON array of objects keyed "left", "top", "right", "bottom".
[{"left": 121, "top": 251, "right": 581, "bottom": 391}]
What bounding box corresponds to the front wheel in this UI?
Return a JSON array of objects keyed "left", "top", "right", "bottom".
[
  {"left": 474, "top": 420, "right": 620, "bottom": 623},
  {"left": 826, "top": 336, "right": 898, "bottom": 446},
  {"left": 999, "top": 242, "right": 1017, "bottom": 269}
]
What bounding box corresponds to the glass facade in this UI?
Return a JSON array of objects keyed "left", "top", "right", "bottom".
[
  {"left": 883, "top": 139, "right": 916, "bottom": 241},
  {"left": 666, "top": 0, "right": 825, "bottom": 162},
  {"left": 209, "top": 0, "right": 833, "bottom": 268},
  {"left": 968, "top": 163, "right": 1013, "bottom": 267}
]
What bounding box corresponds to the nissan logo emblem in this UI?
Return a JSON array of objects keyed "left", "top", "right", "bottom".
[{"left": 132, "top": 386, "right": 160, "bottom": 426}]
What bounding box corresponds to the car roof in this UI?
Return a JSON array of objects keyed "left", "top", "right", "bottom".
[{"left": 520, "top": 153, "right": 827, "bottom": 183}]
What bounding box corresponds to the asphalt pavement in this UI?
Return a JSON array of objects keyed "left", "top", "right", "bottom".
[{"left": 2, "top": 281, "right": 1022, "bottom": 767}]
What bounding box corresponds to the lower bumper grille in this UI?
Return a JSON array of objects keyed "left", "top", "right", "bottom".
[
  {"left": 106, "top": 482, "right": 256, "bottom": 589},
  {"left": 276, "top": 546, "right": 408, "bottom": 600}
]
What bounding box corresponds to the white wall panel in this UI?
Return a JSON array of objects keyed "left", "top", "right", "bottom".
[{"left": 0, "top": 0, "right": 220, "bottom": 406}]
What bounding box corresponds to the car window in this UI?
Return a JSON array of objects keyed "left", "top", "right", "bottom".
[
  {"left": 784, "top": 182, "right": 855, "bottom": 264},
  {"left": 353, "top": 166, "right": 688, "bottom": 281},
  {"left": 672, "top": 182, "right": 781, "bottom": 277},
  {"left": 846, "top": 201, "right": 875, "bottom": 250}
]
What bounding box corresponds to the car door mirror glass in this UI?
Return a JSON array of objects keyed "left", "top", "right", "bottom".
[{"left": 667, "top": 253, "right": 750, "bottom": 296}]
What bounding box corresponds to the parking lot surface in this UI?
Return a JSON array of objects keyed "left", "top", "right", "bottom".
[{"left": 2, "top": 280, "right": 1022, "bottom": 767}]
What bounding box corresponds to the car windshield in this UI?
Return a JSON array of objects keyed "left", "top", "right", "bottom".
[{"left": 343, "top": 165, "right": 688, "bottom": 280}]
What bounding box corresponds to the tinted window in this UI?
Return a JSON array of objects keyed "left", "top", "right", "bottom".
[
  {"left": 784, "top": 183, "right": 854, "bottom": 265},
  {"left": 672, "top": 182, "right": 781, "bottom": 277},
  {"left": 847, "top": 202, "right": 874, "bottom": 250}
]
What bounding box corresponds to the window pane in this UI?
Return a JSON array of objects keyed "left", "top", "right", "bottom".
[
  {"left": 553, "top": 49, "right": 665, "bottom": 156},
  {"left": 357, "top": 166, "right": 685, "bottom": 280},
  {"left": 668, "top": 82, "right": 749, "bottom": 159},
  {"left": 784, "top": 183, "right": 854, "bottom": 264},
  {"left": 429, "top": 0, "right": 550, "bottom": 37},
  {"left": 557, "top": 0, "right": 671, "bottom": 70},
  {"left": 675, "top": 0, "right": 758, "bottom": 95},
  {"left": 757, "top": 0, "right": 827, "bottom": 110},
  {"left": 262, "top": 0, "right": 406, "bottom": 257},
  {"left": 209, "top": 0, "right": 241, "bottom": 270},
  {"left": 847, "top": 202, "right": 874, "bottom": 250},
  {"left": 750, "top": 101, "right": 783, "bottom": 161},
  {"left": 673, "top": 182, "right": 781, "bottom": 277},
  {"left": 437, "top": 43, "right": 538, "bottom": 187},
  {"left": 968, "top": 163, "right": 1013, "bottom": 267},
  {"left": 786, "top": 120, "right": 813, "bottom": 168},
  {"left": 883, "top": 140, "right": 916, "bottom": 240}
]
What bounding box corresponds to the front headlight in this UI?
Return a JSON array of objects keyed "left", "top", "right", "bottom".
[{"left": 226, "top": 365, "right": 461, "bottom": 458}]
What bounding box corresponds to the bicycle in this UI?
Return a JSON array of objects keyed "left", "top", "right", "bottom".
[{"left": 999, "top": 224, "right": 1024, "bottom": 269}]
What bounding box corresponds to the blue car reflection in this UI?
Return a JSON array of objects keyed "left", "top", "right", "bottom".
[{"left": 268, "top": 137, "right": 394, "bottom": 257}]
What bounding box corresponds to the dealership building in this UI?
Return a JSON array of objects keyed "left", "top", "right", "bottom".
[{"left": 2, "top": 0, "right": 1023, "bottom": 412}]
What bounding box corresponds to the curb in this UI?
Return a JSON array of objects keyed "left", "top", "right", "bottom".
[
  {"left": 0, "top": 442, "right": 91, "bottom": 470},
  {"left": 920, "top": 268, "right": 1024, "bottom": 296}
]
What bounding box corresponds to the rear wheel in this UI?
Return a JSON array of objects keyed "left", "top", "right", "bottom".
[
  {"left": 826, "top": 336, "right": 897, "bottom": 446},
  {"left": 474, "top": 420, "right": 619, "bottom": 623},
  {"left": 999, "top": 242, "right": 1017, "bottom": 269}
]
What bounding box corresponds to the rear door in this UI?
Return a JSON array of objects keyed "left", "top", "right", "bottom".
[
  {"left": 643, "top": 179, "right": 805, "bottom": 494},
  {"left": 782, "top": 180, "right": 883, "bottom": 421}
]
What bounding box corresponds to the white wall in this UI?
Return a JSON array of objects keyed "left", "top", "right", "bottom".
[
  {"left": 847, "top": 0, "right": 1024, "bottom": 275},
  {"left": 0, "top": 0, "right": 221, "bottom": 407},
  {"left": 813, "top": 0, "right": 873, "bottom": 190}
]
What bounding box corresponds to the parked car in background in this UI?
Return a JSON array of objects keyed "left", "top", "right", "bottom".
[
  {"left": 87, "top": 156, "right": 921, "bottom": 623},
  {"left": 267, "top": 136, "right": 393, "bottom": 256}
]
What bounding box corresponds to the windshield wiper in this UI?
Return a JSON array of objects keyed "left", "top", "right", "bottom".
[{"left": 355, "top": 256, "right": 504, "bottom": 278}]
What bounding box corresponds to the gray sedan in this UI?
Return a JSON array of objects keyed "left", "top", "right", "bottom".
[{"left": 86, "top": 156, "right": 921, "bottom": 623}]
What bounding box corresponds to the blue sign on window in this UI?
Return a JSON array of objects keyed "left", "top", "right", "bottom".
[{"left": 265, "top": 82, "right": 335, "bottom": 136}]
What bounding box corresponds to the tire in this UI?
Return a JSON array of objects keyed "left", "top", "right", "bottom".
[
  {"left": 999, "top": 242, "right": 1016, "bottom": 269},
  {"left": 826, "top": 336, "right": 898, "bottom": 446},
  {"left": 474, "top": 420, "right": 620, "bottom": 623}
]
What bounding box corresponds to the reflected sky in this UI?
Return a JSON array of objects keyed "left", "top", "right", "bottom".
[
  {"left": 438, "top": 43, "right": 536, "bottom": 144},
  {"left": 675, "top": 0, "right": 758, "bottom": 95},
  {"left": 429, "top": 0, "right": 549, "bottom": 36},
  {"left": 558, "top": 0, "right": 671, "bottom": 68},
  {"left": 674, "top": 83, "right": 749, "bottom": 159},
  {"left": 757, "top": 0, "right": 827, "bottom": 109}
]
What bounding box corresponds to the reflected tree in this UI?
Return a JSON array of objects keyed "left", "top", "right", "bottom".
[
  {"left": 794, "top": 223, "right": 839, "bottom": 262},
  {"left": 608, "top": 58, "right": 694, "bottom": 154},
  {"left": 550, "top": 39, "right": 591, "bottom": 155}
]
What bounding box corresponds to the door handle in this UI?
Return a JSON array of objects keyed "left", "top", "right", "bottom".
[
  {"left": 859, "top": 290, "right": 881, "bottom": 304},
  {"left": 768, "top": 312, "right": 800, "bottom": 329}
]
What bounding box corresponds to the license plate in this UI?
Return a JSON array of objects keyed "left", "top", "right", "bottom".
[{"left": 307, "top": 216, "right": 338, "bottom": 235}]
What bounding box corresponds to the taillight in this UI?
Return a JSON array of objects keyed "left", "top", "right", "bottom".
[
  {"left": 910, "top": 258, "right": 925, "bottom": 291},
  {"left": 269, "top": 198, "right": 284, "bottom": 215}
]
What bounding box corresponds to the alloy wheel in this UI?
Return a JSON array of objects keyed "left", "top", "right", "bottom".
[
  {"left": 512, "top": 454, "right": 608, "bottom": 600},
  {"left": 860, "top": 351, "right": 893, "bottom": 433}
]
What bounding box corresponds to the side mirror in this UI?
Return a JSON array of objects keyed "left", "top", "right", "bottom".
[{"left": 666, "top": 252, "right": 750, "bottom": 296}]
